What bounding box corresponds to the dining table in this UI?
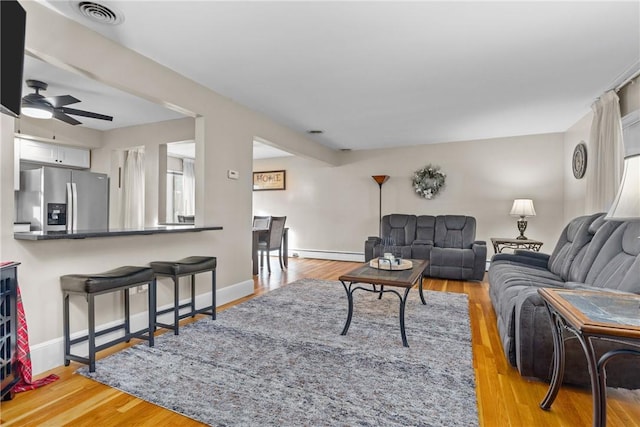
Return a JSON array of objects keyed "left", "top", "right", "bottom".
[{"left": 252, "top": 227, "right": 288, "bottom": 275}]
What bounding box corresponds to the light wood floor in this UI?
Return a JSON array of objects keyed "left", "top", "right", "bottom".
[{"left": 2, "top": 258, "right": 639, "bottom": 426}]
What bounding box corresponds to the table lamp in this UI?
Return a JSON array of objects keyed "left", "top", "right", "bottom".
[{"left": 510, "top": 199, "right": 536, "bottom": 240}]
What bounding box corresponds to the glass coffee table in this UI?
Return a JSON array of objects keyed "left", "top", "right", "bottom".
[
  {"left": 538, "top": 288, "right": 640, "bottom": 427},
  {"left": 338, "top": 259, "right": 429, "bottom": 347}
]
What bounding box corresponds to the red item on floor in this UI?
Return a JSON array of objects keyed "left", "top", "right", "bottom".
[{"left": 12, "top": 285, "right": 59, "bottom": 393}]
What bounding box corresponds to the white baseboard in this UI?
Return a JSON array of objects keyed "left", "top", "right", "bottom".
[
  {"left": 291, "top": 249, "right": 364, "bottom": 262},
  {"left": 29, "top": 279, "right": 254, "bottom": 376}
]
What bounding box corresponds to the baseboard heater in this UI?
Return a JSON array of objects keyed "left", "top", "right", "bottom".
[
  {"left": 290, "top": 249, "right": 364, "bottom": 263},
  {"left": 287, "top": 250, "right": 489, "bottom": 271}
]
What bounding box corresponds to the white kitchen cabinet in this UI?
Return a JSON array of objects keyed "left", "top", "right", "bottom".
[{"left": 18, "top": 138, "right": 90, "bottom": 169}]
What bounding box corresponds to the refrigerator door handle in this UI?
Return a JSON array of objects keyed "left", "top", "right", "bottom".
[
  {"left": 66, "top": 182, "right": 73, "bottom": 233},
  {"left": 72, "top": 183, "right": 79, "bottom": 231}
]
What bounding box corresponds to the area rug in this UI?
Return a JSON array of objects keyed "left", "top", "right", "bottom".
[{"left": 78, "top": 278, "right": 478, "bottom": 426}]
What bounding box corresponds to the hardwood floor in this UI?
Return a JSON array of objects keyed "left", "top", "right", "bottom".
[{"left": 2, "top": 258, "right": 639, "bottom": 426}]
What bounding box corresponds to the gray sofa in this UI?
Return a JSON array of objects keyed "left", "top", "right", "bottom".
[
  {"left": 488, "top": 213, "right": 640, "bottom": 389},
  {"left": 365, "top": 214, "right": 487, "bottom": 281}
]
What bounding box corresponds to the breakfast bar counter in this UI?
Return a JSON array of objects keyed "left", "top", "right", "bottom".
[{"left": 14, "top": 225, "right": 223, "bottom": 241}]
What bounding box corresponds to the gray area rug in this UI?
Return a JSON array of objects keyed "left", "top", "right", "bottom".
[{"left": 79, "top": 278, "right": 478, "bottom": 426}]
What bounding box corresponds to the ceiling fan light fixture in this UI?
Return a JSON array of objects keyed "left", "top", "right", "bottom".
[{"left": 21, "top": 103, "right": 53, "bottom": 119}]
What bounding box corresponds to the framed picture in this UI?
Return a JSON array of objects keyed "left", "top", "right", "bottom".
[{"left": 253, "top": 170, "right": 286, "bottom": 191}]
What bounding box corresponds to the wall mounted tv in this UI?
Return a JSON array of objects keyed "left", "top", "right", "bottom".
[{"left": 1, "top": 0, "right": 26, "bottom": 118}]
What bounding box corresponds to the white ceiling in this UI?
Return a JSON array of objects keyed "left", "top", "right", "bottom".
[
  {"left": 28, "top": 1, "right": 640, "bottom": 152},
  {"left": 22, "top": 55, "right": 186, "bottom": 130}
]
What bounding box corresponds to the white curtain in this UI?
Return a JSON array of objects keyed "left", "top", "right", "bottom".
[
  {"left": 182, "top": 158, "right": 195, "bottom": 216},
  {"left": 122, "top": 148, "right": 145, "bottom": 228},
  {"left": 585, "top": 90, "right": 624, "bottom": 213}
]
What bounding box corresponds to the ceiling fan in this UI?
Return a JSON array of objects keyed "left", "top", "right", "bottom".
[{"left": 21, "top": 79, "right": 113, "bottom": 125}]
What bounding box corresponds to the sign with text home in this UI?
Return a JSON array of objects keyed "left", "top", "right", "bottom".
[{"left": 253, "top": 170, "right": 286, "bottom": 191}]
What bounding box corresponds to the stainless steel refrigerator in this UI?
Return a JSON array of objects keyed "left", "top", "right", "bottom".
[{"left": 16, "top": 166, "right": 109, "bottom": 232}]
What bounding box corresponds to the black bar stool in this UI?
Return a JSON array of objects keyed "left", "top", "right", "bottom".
[
  {"left": 61, "top": 266, "right": 156, "bottom": 372},
  {"left": 150, "top": 256, "right": 217, "bottom": 334}
]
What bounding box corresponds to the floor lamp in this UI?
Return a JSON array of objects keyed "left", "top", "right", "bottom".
[{"left": 372, "top": 175, "right": 390, "bottom": 236}]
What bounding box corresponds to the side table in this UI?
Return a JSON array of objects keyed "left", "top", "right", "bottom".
[
  {"left": 491, "top": 237, "right": 543, "bottom": 254},
  {"left": 537, "top": 288, "right": 640, "bottom": 427}
]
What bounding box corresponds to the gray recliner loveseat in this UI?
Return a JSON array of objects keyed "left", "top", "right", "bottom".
[
  {"left": 488, "top": 213, "right": 640, "bottom": 389},
  {"left": 365, "top": 214, "right": 487, "bottom": 281}
]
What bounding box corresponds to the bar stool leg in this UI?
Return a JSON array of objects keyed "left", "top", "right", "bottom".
[
  {"left": 88, "top": 294, "right": 96, "bottom": 373},
  {"left": 173, "top": 276, "right": 180, "bottom": 335},
  {"left": 190, "top": 274, "right": 196, "bottom": 317},
  {"left": 148, "top": 279, "right": 156, "bottom": 346},
  {"left": 63, "top": 292, "right": 70, "bottom": 366},
  {"left": 211, "top": 269, "right": 216, "bottom": 320},
  {"left": 124, "top": 288, "right": 131, "bottom": 342}
]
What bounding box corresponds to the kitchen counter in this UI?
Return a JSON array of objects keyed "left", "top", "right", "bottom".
[{"left": 14, "top": 225, "right": 223, "bottom": 241}]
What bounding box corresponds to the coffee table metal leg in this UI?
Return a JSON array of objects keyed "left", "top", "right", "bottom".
[
  {"left": 399, "top": 287, "right": 412, "bottom": 347},
  {"left": 596, "top": 348, "right": 640, "bottom": 427},
  {"left": 418, "top": 276, "right": 426, "bottom": 305},
  {"left": 340, "top": 280, "right": 354, "bottom": 336},
  {"left": 540, "top": 307, "right": 566, "bottom": 410}
]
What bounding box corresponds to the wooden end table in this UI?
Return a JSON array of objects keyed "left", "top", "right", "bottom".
[
  {"left": 491, "top": 237, "right": 543, "bottom": 253},
  {"left": 537, "top": 288, "right": 640, "bottom": 427},
  {"left": 338, "top": 259, "right": 429, "bottom": 347}
]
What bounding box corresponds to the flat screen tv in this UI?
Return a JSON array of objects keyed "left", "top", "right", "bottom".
[{"left": 1, "top": 0, "right": 26, "bottom": 118}]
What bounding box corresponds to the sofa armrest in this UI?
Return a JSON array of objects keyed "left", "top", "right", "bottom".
[
  {"left": 412, "top": 239, "right": 433, "bottom": 246},
  {"left": 411, "top": 240, "right": 433, "bottom": 261},
  {"left": 491, "top": 252, "right": 550, "bottom": 269},
  {"left": 364, "top": 236, "right": 381, "bottom": 262},
  {"left": 514, "top": 289, "right": 554, "bottom": 379},
  {"left": 513, "top": 250, "right": 550, "bottom": 260},
  {"left": 472, "top": 241, "right": 487, "bottom": 280}
]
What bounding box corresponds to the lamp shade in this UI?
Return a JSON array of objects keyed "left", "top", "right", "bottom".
[
  {"left": 372, "top": 175, "right": 390, "bottom": 186},
  {"left": 606, "top": 154, "right": 640, "bottom": 220},
  {"left": 510, "top": 199, "right": 536, "bottom": 217}
]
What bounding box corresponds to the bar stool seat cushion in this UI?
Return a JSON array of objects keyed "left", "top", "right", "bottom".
[
  {"left": 61, "top": 266, "right": 155, "bottom": 294},
  {"left": 150, "top": 256, "right": 217, "bottom": 276}
]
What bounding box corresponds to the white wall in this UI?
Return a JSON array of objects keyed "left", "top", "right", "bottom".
[
  {"left": 0, "top": 1, "right": 337, "bottom": 375},
  {"left": 254, "top": 132, "right": 566, "bottom": 259},
  {"left": 563, "top": 112, "right": 592, "bottom": 223}
]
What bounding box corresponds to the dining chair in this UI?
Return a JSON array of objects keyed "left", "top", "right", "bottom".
[
  {"left": 257, "top": 216, "right": 287, "bottom": 273},
  {"left": 253, "top": 215, "right": 271, "bottom": 230}
]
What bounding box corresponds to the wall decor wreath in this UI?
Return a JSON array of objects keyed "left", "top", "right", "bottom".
[{"left": 412, "top": 164, "right": 446, "bottom": 199}]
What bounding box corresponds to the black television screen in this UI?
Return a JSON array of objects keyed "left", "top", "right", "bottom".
[{"left": 1, "top": 0, "right": 26, "bottom": 118}]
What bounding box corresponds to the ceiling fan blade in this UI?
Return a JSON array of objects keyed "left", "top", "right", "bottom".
[
  {"left": 44, "top": 95, "right": 81, "bottom": 107},
  {"left": 53, "top": 110, "right": 82, "bottom": 125},
  {"left": 60, "top": 107, "right": 113, "bottom": 121}
]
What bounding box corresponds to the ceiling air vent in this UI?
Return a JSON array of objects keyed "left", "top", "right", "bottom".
[{"left": 72, "top": 1, "right": 124, "bottom": 25}]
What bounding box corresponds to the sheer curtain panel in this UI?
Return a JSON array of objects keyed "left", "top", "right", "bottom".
[
  {"left": 585, "top": 90, "right": 624, "bottom": 213},
  {"left": 122, "top": 148, "right": 145, "bottom": 229}
]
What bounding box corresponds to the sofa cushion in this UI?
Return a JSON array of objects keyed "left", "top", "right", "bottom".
[
  {"left": 546, "top": 213, "right": 603, "bottom": 280},
  {"left": 416, "top": 215, "right": 436, "bottom": 242},
  {"left": 434, "top": 215, "right": 475, "bottom": 249},
  {"left": 584, "top": 221, "right": 640, "bottom": 293},
  {"left": 430, "top": 247, "right": 476, "bottom": 280},
  {"left": 381, "top": 214, "right": 417, "bottom": 246}
]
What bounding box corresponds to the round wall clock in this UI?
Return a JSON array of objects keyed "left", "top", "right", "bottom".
[{"left": 572, "top": 142, "right": 587, "bottom": 179}]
